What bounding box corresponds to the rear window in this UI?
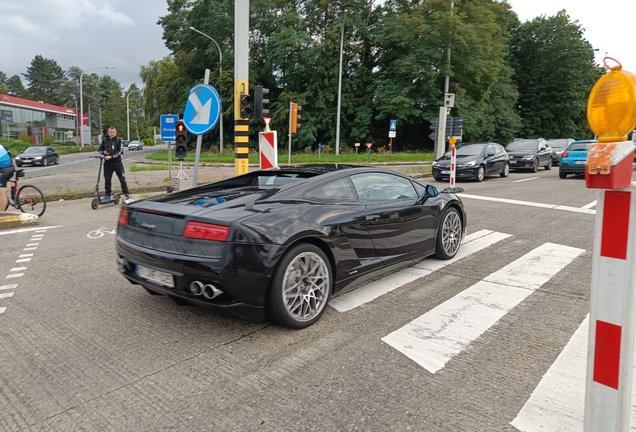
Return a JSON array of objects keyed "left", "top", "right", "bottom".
[
  {"left": 507, "top": 140, "right": 538, "bottom": 151},
  {"left": 567, "top": 143, "right": 591, "bottom": 151}
]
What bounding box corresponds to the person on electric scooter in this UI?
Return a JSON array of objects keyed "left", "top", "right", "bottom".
[
  {"left": 0, "top": 143, "right": 16, "bottom": 212},
  {"left": 98, "top": 126, "right": 130, "bottom": 202}
]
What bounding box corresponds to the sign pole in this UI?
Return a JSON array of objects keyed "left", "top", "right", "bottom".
[
  {"left": 288, "top": 101, "right": 293, "bottom": 164},
  {"left": 192, "top": 69, "right": 210, "bottom": 186}
]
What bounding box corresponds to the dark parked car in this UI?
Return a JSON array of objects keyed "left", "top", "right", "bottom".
[
  {"left": 432, "top": 142, "right": 509, "bottom": 182},
  {"left": 559, "top": 140, "right": 596, "bottom": 178},
  {"left": 116, "top": 165, "right": 467, "bottom": 328},
  {"left": 547, "top": 139, "right": 574, "bottom": 166},
  {"left": 506, "top": 138, "right": 552, "bottom": 172},
  {"left": 14, "top": 146, "right": 60, "bottom": 167}
]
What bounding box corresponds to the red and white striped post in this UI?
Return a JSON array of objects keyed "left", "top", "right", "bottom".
[
  {"left": 449, "top": 137, "right": 457, "bottom": 188},
  {"left": 584, "top": 141, "right": 636, "bottom": 431}
]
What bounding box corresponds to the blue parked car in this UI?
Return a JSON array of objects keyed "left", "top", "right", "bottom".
[{"left": 559, "top": 140, "right": 596, "bottom": 179}]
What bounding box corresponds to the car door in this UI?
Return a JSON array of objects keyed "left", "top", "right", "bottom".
[
  {"left": 46, "top": 147, "right": 54, "bottom": 163},
  {"left": 538, "top": 140, "right": 550, "bottom": 166},
  {"left": 484, "top": 144, "right": 498, "bottom": 175},
  {"left": 350, "top": 172, "right": 437, "bottom": 266}
]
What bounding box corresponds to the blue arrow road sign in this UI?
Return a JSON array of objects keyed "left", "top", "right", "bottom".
[
  {"left": 160, "top": 114, "right": 179, "bottom": 142},
  {"left": 390, "top": 119, "right": 397, "bottom": 131},
  {"left": 183, "top": 84, "right": 221, "bottom": 135}
]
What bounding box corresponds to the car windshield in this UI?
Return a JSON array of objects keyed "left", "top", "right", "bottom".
[
  {"left": 455, "top": 144, "right": 486, "bottom": 156},
  {"left": 23, "top": 147, "right": 46, "bottom": 154},
  {"left": 548, "top": 139, "right": 570, "bottom": 149},
  {"left": 568, "top": 143, "right": 591, "bottom": 151},
  {"left": 507, "top": 140, "right": 537, "bottom": 151}
]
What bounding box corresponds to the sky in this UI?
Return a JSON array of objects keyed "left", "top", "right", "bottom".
[{"left": 0, "top": 0, "right": 634, "bottom": 94}]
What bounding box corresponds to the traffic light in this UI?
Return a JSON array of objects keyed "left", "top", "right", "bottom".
[
  {"left": 291, "top": 103, "right": 302, "bottom": 134},
  {"left": 428, "top": 118, "right": 438, "bottom": 141},
  {"left": 240, "top": 93, "right": 252, "bottom": 118},
  {"left": 254, "top": 86, "right": 270, "bottom": 119},
  {"left": 175, "top": 120, "right": 187, "bottom": 158}
]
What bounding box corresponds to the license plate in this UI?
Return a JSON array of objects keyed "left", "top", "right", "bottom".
[
  {"left": 137, "top": 265, "right": 174, "bottom": 288},
  {"left": 575, "top": 160, "right": 586, "bottom": 164},
  {"left": 510, "top": 161, "right": 517, "bottom": 164},
  {"left": 441, "top": 170, "right": 450, "bottom": 175}
]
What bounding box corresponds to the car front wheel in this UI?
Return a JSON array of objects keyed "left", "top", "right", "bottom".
[
  {"left": 475, "top": 165, "right": 485, "bottom": 182},
  {"left": 434, "top": 207, "right": 463, "bottom": 260},
  {"left": 531, "top": 159, "right": 539, "bottom": 173},
  {"left": 267, "top": 243, "right": 332, "bottom": 329},
  {"left": 42, "top": 158, "right": 48, "bottom": 167}
]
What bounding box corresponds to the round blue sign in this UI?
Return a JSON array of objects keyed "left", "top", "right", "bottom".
[{"left": 183, "top": 84, "right": 222, "bottom": 135}]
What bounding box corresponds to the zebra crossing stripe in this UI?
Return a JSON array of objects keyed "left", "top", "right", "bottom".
[
  {"left": 329, "top": 230, "right": 511, "bottom": 312},
  {"left": 511, "top": 315, "right": 636, "bottom": 431},
  {"left": 382, "top": 242, "right": 584, "bottom": 374}
]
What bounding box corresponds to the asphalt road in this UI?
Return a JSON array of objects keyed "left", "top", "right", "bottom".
[{"left": 0, "top": 167, "right": 604, "bottom": 431}]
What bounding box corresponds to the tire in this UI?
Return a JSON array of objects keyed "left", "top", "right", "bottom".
[
  {"left": 475, "top": 165, "right": 485, "bottom": 182},
  {"left": 17, "top": 185, "right": 46, "bottom": 217},
  {"left": 545, "top": 160, "right": 551, "bottom": 170},
  {"left": 91, "top": 198, "right": 99, "bottom": 210},
  {"left": 16, "top": 162, "right": 22, "bottom": 167},
  {"left": 500, "top": 163, "right": 510, "bottom": 178},
  {"left": 559, "top": 171, "right": 567, "bottom": 179},
  {"left": 267, "top": 243, "right": 332, "bottom": 329},
  {"left": 55, "top": 156, "right": 60, "bottom": 165},
  {"left": 433, "top": 206, "right": 463, "bottom": 260},
  {"left": 531, "top": 158, "right": 539, "bottom": 173},
  {"left": 42, "top": 158, "right": 48, "bottom": 167}
]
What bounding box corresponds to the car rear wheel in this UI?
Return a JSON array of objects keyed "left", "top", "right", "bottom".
[
  {"left": 434, "top": 207, "right": 463, "bottom": 260},
  {"left": 531, "top": 159, "right": 539, "bottom": 173},
  {"left": 559, "top": 171, "right": 567, "bottom": 179},
  {"left": 54, "top": 156, "right": 60, "bottom": 165},
  {"left": 475, "top": 165, "right": 485, "bottom": 182},
  {"left": 500, "top": 163, "right": 510, "bottom": 178},
  {"left": 268, "top": 243, "right": 332, "bottom": 329}
]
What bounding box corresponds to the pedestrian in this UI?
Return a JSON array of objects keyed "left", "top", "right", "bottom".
[
  {"left": 98, "top": 126, "right": 130, "bottom": 201},
  {"left": 0, "top": 143, "right": 16, "bottom": 212}
]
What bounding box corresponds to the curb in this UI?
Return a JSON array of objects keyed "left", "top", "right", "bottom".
[{"left": 0, "top": 213, "right": 39, "bottom": 230}]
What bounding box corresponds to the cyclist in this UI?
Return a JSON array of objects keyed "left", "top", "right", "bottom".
[{"left": 0, "top": 143, "right": 16, "bottom": 212}]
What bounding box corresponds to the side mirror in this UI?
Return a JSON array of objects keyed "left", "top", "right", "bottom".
[{"left": 487, "top": 151, "right": 495, "bottom": 157}]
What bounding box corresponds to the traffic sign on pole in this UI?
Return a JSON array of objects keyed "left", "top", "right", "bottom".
[
  {"left": 160, "top": 114, "right": 179, "bottom": 142},
  {"left": 183, "top": 84, "right": 221, "bottom": 135},
  {"left": 390, "top": 119, "right": 397, "bottom": 131}
]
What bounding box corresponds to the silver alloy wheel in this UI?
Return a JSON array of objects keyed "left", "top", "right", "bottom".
[
  {"left": 441, "top": 210, "right": 462, "bottom": 257},
  {"left": 477, "top": 165, "right": 485, "bottom": 181},
  {"left": 503, "top": 163, "right": 509, "bottom": 176},
  {"left": 281, "top": 251, "right": 330, "bottom": 323}
]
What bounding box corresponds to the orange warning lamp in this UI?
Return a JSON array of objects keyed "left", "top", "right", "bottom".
[{"left": 587, "top": 58, "right": 636, "bottom": 143}]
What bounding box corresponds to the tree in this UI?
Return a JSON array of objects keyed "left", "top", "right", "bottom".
[
  {"left": 6, "top": 75, "right": 26, "bottom": 97},
  {"left": 509, "top": 10, "right": 602, "bottom": 139},
  {"left": 23, "top": 55, "right": 67, "bottom": 105},
  {"left": 0, "top": 71, "right": 7, "bottom": 94}
]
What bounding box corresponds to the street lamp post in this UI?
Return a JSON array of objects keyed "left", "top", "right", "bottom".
[
  {"left": 126, "top": 89, "right": 141, "bottom": 142},
  {"left": 190, "top": 26, "right": 224, "bottom": 154},
  {"left": 80, "top": 66, "right": 115, "bottom": 148}
]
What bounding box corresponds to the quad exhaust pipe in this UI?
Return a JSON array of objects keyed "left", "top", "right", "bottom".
[{"left": 189, "top": 281, "right": 223, "bottom": 299}]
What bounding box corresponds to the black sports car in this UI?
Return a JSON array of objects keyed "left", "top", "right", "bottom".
[{"left": 115, "top": 165, "right": 467, "bottom": 328}]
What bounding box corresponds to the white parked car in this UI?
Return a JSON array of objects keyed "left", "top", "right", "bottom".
[{"left": 128, "top": 141, "right": 143, "bottom": 151}]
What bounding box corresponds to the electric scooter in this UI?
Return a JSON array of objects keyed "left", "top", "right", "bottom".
[{"left": 90, "top": 155, "right": 121, "bottom": 209}]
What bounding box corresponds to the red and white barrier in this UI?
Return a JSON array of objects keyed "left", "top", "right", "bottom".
[
  {"left": 584, "top": 144, "right": 636, "bottom": 431},
  {"left": 258, "top": 131, "right": 278, "bottom": 170},
  {"left": 449, "top": 144, "right": 457, "bottom": 188}
]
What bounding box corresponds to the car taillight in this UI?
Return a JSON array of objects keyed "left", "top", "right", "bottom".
[
  {"left": 118, "top": 209, "right": 128, "bottom": 225},
  {"left": 183, "top": 222, "right": 230, "bottom": 241},
  {"left": 561, "top": 151, "right": 569, "bottom": 158}
]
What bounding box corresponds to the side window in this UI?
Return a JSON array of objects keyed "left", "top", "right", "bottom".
[
  {"left": 305, "top": 178, "right": 357, "bottom": 202},
  {"left": 496, "top": 144, "right": 505, "bottom": 154},
  {"left": 413, "top": 181, "right": 427, "bottom": 197},
  {"left": 350, "top": 172, "right": 418, "bottom": 202}
]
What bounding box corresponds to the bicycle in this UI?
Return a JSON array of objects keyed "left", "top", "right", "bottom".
[{"left": 4, "top": 169, "right": 46, "bottom": 217}]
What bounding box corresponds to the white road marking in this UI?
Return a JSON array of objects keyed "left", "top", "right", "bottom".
[
  {"left": 31, "top": 235, "right": 43, "bottom": 239},
  {"left": 382, "top": 243, "right": 585, "bottom": 374},
  {"left": 26, "top": 243, "right": 39, "bottom": 247},
  {"left": 459, "top": 193, "right": 596, "bottom": 215},
  {"left": 0, "top": 292, "right": 14, "bottom": 299},
  {"left": 511, "top": 315, "right": 636, "bottom": 431},
  {"left": 330, "top": 230, "right": 511, "bottom": 312},
  {"left": 19, "top": 254, "right": 33, "bottom": 258},
  {"left": 15, "top": 258, "right": 31, "bottom": 263},
  {"left": 514, "top": 177, "right": 539, "bottom": 183},
  {"left": 0, "top": 307, "right": 5, "bottom": 314},
  {"left": 0, "top": 225, "right": 62, "bottom": 236},
  {"left": 6, "top": 274, "right": 23, "bottom": 279},
  {"left": 34, "top": 230, "right": 46, "bottom": 233},
  {"left": 10, "top": 267, "right": 27, "bottom": 272},
  {"left": 0, "top": 284, "right": 18, "bottom": 290},
  {"left": 23, "top": 248, "right": 37, "bottom": 251},
  {"left": 582, "top": 200, "right": 597, "bottom": 209}
]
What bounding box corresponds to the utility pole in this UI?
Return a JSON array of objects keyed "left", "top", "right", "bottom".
[
  {"left": 435, "top": 0, "right": 454, "bottom": 160},
  {"left": 234, "top": 0, "right": 249, "bottom": 175}
]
